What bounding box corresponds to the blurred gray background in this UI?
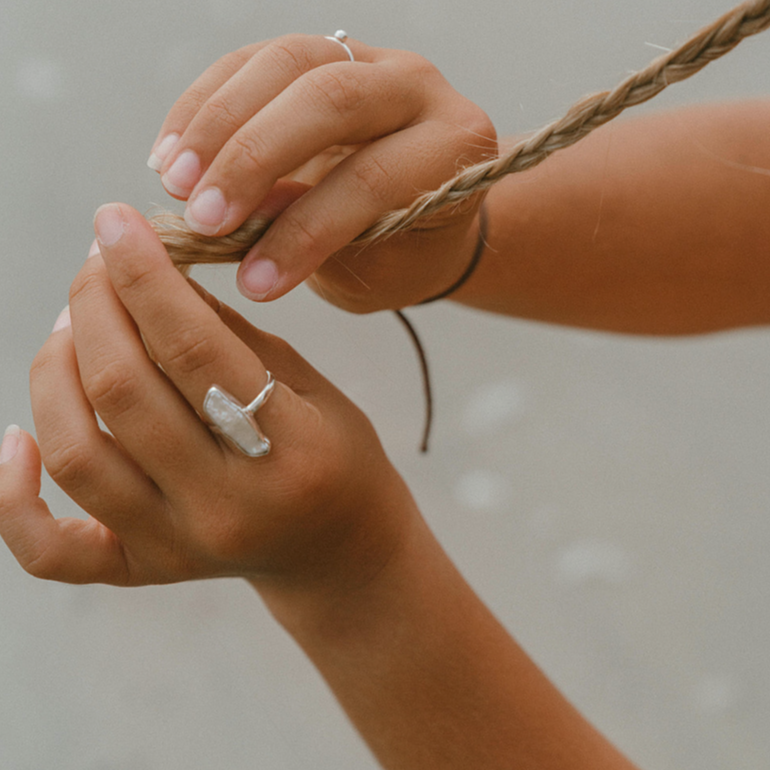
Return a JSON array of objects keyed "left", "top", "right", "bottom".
[{"left": 2, "top": 0, "right": 770, "bottom": 768}]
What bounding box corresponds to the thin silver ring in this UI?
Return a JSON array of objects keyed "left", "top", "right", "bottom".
[
  {"left": 325, "top": 30, "right": 355, "bottom": 62},
  {"left": 243, "top": 372, "right": 275, "bottom": 415},
  {"left": 203, "top": 372, "right": 276, "bottom": 458}
]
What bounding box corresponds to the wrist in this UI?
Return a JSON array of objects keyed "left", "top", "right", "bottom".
[
  {"left": 247, "top": 463, "right": 422, "bottom": 632},
  {"left": 417, "top": 200, "right": 488, "bottom": 305}
]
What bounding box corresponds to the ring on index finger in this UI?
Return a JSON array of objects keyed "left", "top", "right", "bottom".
[{"left": 203, "top": 372, "right": 276, "bottom": 457}]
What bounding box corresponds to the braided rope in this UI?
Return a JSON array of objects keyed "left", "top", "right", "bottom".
[
  {"left": 151, "top": 209, "right": 270, "bottom": 271},
  {"left": 153, "top": 0, "right": 770, "bottom": 262},
  {"left": 357, "top": 0, "right": 770, "bottom": 242}
]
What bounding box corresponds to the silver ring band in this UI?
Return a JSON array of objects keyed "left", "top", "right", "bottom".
[
  {"left": 325, "top": 30, "right": 355, "bottom": 62},
  {"left": 203, "top": 372, "right": 275, "bottom": 458}
]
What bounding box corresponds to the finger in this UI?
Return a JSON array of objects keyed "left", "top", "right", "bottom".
[
  {"left": 93, "top": 203, "right": 312, "bottom": 460},
  {"left": 147, "top": 42, "right": 266, "bottom": 171},
  {"left": 236, "top": 110, "right": 496, "bottom": 302},
  {"left": 0, "top": 427, "right": 131, "bottom": 585},
  {"left": 30, "top": 302, "right": 164, "bottom": 533},
  {"left": 180, "top": 51, "right": 428, "bottom": 237},
  {"left": 69, "top": 247, "right": 224, "bottom": 490},
  {"left": 185, "top": 278, "right": 329, "bottom": 399},
  {"left": 157, "top": 34, "right": 373, "bottom": 198}
]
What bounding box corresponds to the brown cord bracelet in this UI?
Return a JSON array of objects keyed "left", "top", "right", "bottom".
[{"left": 394, "top": 203, "right": 489, "bottom": 452}]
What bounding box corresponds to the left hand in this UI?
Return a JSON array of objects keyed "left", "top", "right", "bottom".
[
  {"left": 146, "top": 34, "right": 497, "bottom": 312},
  {"left": 0, "top": 203, "right": 412, "bottom": 589}
]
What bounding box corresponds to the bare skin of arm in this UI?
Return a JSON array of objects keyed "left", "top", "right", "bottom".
[
  {"left": 453, "top": 100, "right": 770, "bottom": 334},
  {"left": 256, "top": 494, "right": 639, "bottom": 770},
  {"left": 253, "top": 104, "right": 770, "bottom": 767}
]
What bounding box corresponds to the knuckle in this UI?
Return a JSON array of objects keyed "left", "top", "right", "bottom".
[
  {"left": 43, "top": 438, "right": 98, "bottom": 496},
  {"left": 265, "top": 35, "right": 317, "bottom": 80},
  {"left": 404, "top": 51, "right": 440, "bottom": 81},
  {"left": 461, "top": 102, "right": 498, "bottom": 150},
  {"left": 225, "top": 130, "right": 269, "bottom": 177},
  {"left": 391, "top": 51, "right": 443, "bottom": 92},
  {"left": 200, "top": 96, "right": 243, "bottom": 135},
  {"left": 303, "top": 68, "right": 365, "bottom": 119},
  {"left": 163, "top": 326, "right": 222, "bottom": 378},
  {"left": 84, "top": 360, "right": 141, "bottom": 421}
]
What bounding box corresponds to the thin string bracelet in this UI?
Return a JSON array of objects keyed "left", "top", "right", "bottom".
[
  {"left": 418, "top": 202, "right": 489, "bottom": 306},
  {"left": 394, "top": 202, "right": 489, "bottom": 452}
]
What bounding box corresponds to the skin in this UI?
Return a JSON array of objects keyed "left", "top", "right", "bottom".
[
  {"left": 148, "top": 34, "right": 496, "bottom": 311},
  {"left": 2, "top": 205, "right": 407, "bottom": 588},
  {"left": 3, "top": 33, "right": 770, "bottom": 769},
  {"left": 454, "top": 100, "right": 770, "bottom": 334},
  {"left": 0, "top": 204, "right": 638, "bottom": 770}
]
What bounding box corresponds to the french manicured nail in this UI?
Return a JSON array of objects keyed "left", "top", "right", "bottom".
[
  {"left": 52, "top": 306, "right": 71, "bottom": 333},
  {"left": 161, "top": 150, "right": 201, "bottom": 197},
  {"left": 185, "top": 187, "right": 228, "bottom": 236},
  {"left": 147, "top": 133, "right": 180, "bottom": 171},
  {"left": 94, "top": 204, "right": 125, "bottom": 247},
  {"left": 0, "top": 425, "right": 20, "bottom": 465},
  {"left": 239, "top": 259, "right": 279, "bottom": 300}
]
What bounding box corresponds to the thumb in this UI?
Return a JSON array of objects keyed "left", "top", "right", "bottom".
[{"left": 235, "top": 180, "right": 313, "bottom": 302}]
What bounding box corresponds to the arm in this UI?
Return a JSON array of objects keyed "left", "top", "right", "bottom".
[
  {"left": 453, "top": 100, "right": 770, "bottom": 334},
  {"left": 145, "top": 37, "right": 770, "bottom": 329},
  {"left": 258, "top": 507, "right": 638, "bottom": 770},
  {"left": 0, "top": 204, "right": 638, "bottom": 769}
]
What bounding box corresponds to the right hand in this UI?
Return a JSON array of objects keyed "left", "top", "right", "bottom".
[
  {"left": 0, "top": 204, "right": 414, "bottom": 594},
  {"left": 147, "top": 34, "right": 497, "bottom": 312}
]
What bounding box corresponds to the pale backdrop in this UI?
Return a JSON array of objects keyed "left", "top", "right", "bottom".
[{"left": 2, "top": 1, "right": 769, "bottom": 768}]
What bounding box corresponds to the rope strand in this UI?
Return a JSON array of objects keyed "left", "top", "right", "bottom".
[{"left": 354, "top": 0, "right": 770, "bottom": 243}]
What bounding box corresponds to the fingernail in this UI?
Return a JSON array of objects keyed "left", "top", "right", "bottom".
[
  {"left": 88, "top": 239, "right": 100, "bottom": 258},
  {"left": 52, "top": 306, "right": 71, "bottom": 333},
  {"left": 161, "top": 150, "right": 201, "bottom": 197},
  {"left": 185, "top": 187, "right": 228, "bottom": 236},
  {"left": 239, "top": 259, "right": 279, "bottom": 300},
  {"left": 0, "top": 425, "right": 20, "bottom": 465},
  {"left": 147, "top": 133, "right": 180, "bottom": 171},
  {"left": 94, "top": 204, "right": 125, "bottom": 247}
]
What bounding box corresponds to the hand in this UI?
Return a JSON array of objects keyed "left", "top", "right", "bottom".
[
  {"left": 147, "top": 34, "right": 497, "bottom": 311},
  {"left": 0, "top": 203, "right": 412, "bottom": 589}
]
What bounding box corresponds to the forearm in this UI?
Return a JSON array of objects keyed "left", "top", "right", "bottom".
[
  {"left": 453, "top": 100, "right": 770, "bottom": 334},
  {"left": 255, "top": 485, "right": 637, "bottom": 770}
]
